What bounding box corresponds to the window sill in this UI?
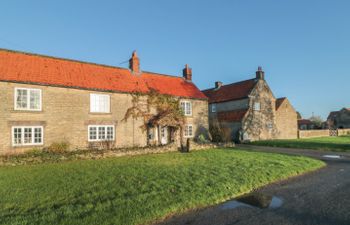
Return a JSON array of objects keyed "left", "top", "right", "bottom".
[
  {"left": 11, "top": 110, "right": 43, "bottom": 113},
  {"left": 89, "top": 112, "right": 112, "bottom": 115}
]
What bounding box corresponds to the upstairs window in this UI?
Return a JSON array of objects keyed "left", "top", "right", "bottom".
[
  {"left": 15, "top": 88, "right": 42, "bottom": 111},
  {"left": 184, "top": 124, "right": 193, "bottom": 137},
  {"left": 211, "top": 104, "right": 217, "bottom": 113},
  {"left": 88, "top": 125, "right": 114, "bottom": 142},
  {"left": 12, "top": 126, "right": 43, "bottom": 146},
  {"left": 90, "top": 94, "right": 110, "bottom": 113},
  {"left": 181, "top": 101, "right": 192, "bottom": 116},
  {"left": 253, "top": 102, "right": 261, "bottom": 111}
]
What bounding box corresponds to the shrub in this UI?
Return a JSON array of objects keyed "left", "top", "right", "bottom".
[{"left": 46, "top": 141, "right": 70, "bottom": 153}]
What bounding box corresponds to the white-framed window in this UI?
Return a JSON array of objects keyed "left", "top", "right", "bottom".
[
  {"left": 184, "top": 124, "right": 193, "bottom": 137},
  {"left": 253, "top": 102, "right": 261, "bottom": 111},
  {"left": 14, "top": 88, "right": 42, "bottom": 111},
  {"left": 88, "top": 125, "right": 115, "bottom": 142},
  {"left": 180, "top": 101, "right": 192, "bottom": 116},
  {"left": 12, "top": 126, "right": 43, "bottom": 146},
  {"left": 211, "top": 104, "right": 217, "bottom": 113},
  {"left": 90, "top": 94, "right": 110, "bottom": 113}
]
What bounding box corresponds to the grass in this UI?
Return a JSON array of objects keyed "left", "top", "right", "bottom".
[
  {"left": 251, "top": 135, "right": 350, "bottom": 152},
  {"left": 0, "top": 149, "right": 324, "bottom": 225}
]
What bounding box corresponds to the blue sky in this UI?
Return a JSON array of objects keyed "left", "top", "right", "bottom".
[{"left": 0, "top": 0, "right": 349, "bottom": 119}]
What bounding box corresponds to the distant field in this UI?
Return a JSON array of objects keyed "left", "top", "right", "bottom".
[
  {"left": 0, "top": 149, "right": 324, "bottom": 225},
  {"left": 251, "top": 136, "right": 350, "bottom": 152}
]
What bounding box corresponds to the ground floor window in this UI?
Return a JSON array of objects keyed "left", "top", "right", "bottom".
[
  {"left": 184, "top": 124, "right": 193, "bottom": 137},
  {"left": 88, "top": 125, "right": 115, "bottom": 142},
  {"left": 12, "top": 126, "right": 43, "bottom": 146}
]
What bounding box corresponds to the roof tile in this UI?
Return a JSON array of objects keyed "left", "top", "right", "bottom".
[{"left": 0, "top": 49, "right": 207, "bottom": 99}]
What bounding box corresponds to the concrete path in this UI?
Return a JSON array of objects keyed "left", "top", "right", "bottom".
[{"left": 156, "top": 145, "right": 350, "bottom": 225}]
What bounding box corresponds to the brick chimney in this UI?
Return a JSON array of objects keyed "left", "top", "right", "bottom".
[
  {"left": 183, "top": 64, "right": 192, "bottom": 81},
  {"left": 129, "top": 51, "right": 140, "bottom": 74},
  {"left": 256, "top": 66, "right": 265, "bottom": 80},
  {"left": 215, "top": 81, "right": 223, "bottom": 89}
]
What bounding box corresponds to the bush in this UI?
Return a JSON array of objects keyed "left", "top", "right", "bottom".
[{"left": 45, "top": 141, "right": 70, "bottom": 153}]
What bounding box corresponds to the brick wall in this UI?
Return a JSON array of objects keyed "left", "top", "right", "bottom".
[{"left": 0, "top": 82, "right": 208, "bottom": 153}]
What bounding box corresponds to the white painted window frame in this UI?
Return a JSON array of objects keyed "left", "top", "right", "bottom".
[
  {"left": 88, "top": 125, "right": 115, "bottom": 142},
  {"left": 14, "top": 87, "right": 42, "bottom": 111},
  {"left": 211, "top": 104, "right": 217, "bottom": 113},
  {"left": 253, "top": 102, "right": 261, "bottom": 111},
  {"left": 184, "top": 124, "right": 194, "bottom": 138},
  {"left": 180, "top": 101, "right": 192, "bottom": 116},
  {"left": 90, "top": 93, "right": 111, "bottom": 113},
  {"left": 12, "top": 126, "right": 44, "bottom": 147}
]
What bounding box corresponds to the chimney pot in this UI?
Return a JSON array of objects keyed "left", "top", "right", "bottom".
[
  {"left": 129, "top": 50, "right": 140, "bottom": 74},
  {"left": 256, "top": 66, "right": 265, "bottom": 79},
  {"left": 183, "top": 64, "right": 192, "bottom": 81}
]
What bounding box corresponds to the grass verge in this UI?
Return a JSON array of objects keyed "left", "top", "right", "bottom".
[
  {"left": 251, "top": 136, "right": 350, "bottom": 152},
  {"left": 0, "top": 149, "right": 325, "bottom": 225}
]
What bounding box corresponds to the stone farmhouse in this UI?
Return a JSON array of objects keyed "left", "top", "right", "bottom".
[
  {"left": 327, "top": 108, "right": 350, "bottom": 129},
  {"left": 202, "top": 67, "right": 297, "bottom": 142},
  {"left": 0, "top": 49, "right": 208, "bottom": 154}
]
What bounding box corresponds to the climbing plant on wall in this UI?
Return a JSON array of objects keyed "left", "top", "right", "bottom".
[{"left": 123, "top": 89, "right": 185, "bottom": 145}]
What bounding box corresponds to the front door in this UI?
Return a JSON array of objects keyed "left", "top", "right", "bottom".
[{"left": 160, "top": 126, "right": 168, "bottom": 145}]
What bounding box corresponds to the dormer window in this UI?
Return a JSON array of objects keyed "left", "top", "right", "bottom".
[
  {"left": 253, "top": 102, "right": 261, "bottom": 111},
  {"left": 180, "top": 101, "right": 192, "bottom": 116}
]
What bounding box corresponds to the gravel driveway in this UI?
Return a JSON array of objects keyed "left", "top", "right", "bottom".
[{"left": 156, "top": 145, "right": 350, "bottom": 225}]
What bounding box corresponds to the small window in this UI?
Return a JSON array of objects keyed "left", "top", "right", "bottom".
[
  {"left": 15, "top": 88, "right": 42, "bottom": 111},
  {"left": 253, "top": 102, "right": 261, "bottom": 111},
  {"left": 267, "top": 123, "right": 273, "bottom": 129},
  {"left": 184, "top": 124, "right": 193, "bottom": 137},
  {"left": 12, "top": 126, "right": 43, "bottom": 146},
  {"left": 180, "top": 101, "right": 192, "bottom": 116},
  {"left": 211, "top": 104, "right": 216, "bottom": 113},
  {"left": 88, "top": 125, "right": 114, "bottom": 142},
  {"left": 90, "top": 94, "right": 110, "bottom": 113}
]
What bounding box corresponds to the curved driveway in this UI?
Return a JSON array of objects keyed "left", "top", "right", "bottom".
[{"left": 156, "top": 145, "right": 350, "bottom": 225}]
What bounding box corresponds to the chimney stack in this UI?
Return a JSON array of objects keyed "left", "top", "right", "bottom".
[
  {"left": 129, "top": 51, "right": 140, "bottom": 74},
  {"left": 256, "top": 66, "right": 265, "bottom": 80},
  {"left": 183, "top": 64, "right": 192, "bottom": 81},
  {"left": 215, "top": 81, "right": 223, "bottom": 89}
]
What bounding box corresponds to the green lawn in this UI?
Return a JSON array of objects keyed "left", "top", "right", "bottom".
[
  {"left": 0, "top": 149, "right": 324, "bottom": 225},
  {"left": 251, "top": 136, "right": 350, "bottom": 152}
]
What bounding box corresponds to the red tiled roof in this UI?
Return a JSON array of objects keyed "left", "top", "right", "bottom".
[
  {"left": 217, "top": 109, "right": 248, "bottom": 122},
  {"left": 276, "top": 97, "right": 286, "bottom": 110},
  {"left": 298, "top": 119, "right": 312, "bottom": 125},
  {"left": 0, "top": 49, "right": 207, "bottom": 99},
  {"left": 202, "top": 79, "right": 257, "bottom": 103}
]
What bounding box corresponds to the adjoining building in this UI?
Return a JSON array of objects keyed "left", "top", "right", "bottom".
[
  {"left": 327, "top": 108, "right": 350, "bottom": 129},
  {"left": 202, "top": 67, "right": 298, "bottom": 142},
  {"left": 0, "top": 49, "right": 208, "bottom": 153}
]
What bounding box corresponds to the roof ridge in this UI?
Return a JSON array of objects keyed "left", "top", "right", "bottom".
[
  {"left": 0, "top": 48, "right": 182, "bottom": 79},
  {"left": 202, "top": 78, "right": 256, "bottom": 91},
  {"left": 0, "top": 48, "right": 130, "bottom": 71}
]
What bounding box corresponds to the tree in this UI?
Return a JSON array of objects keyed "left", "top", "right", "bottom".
[{"left": 309, "top": 115, "right": 323, "bottom": 128}]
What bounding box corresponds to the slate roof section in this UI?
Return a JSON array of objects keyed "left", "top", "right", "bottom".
[
  {"left": 202, "top": 79, "right": 257, "bottom": 103},
  {"left": 217, "top": 109, "right": 248, "bottom": 122},
  {"left": 0, "top": 49, "right": 207, "bottom": 100}
]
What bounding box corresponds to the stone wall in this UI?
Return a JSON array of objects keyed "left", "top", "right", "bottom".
[
  {"left": 337, "top": 129, "right": 350, "bottom": 136},
  {"left": 0, "top": 82, "right": 208, "bottom": 153},
  {"left": 275, "top": 99, "right": 298, "bottom": 139},
  {"left": 298, "top": 130, "right": 330, "bottom": 139}
]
